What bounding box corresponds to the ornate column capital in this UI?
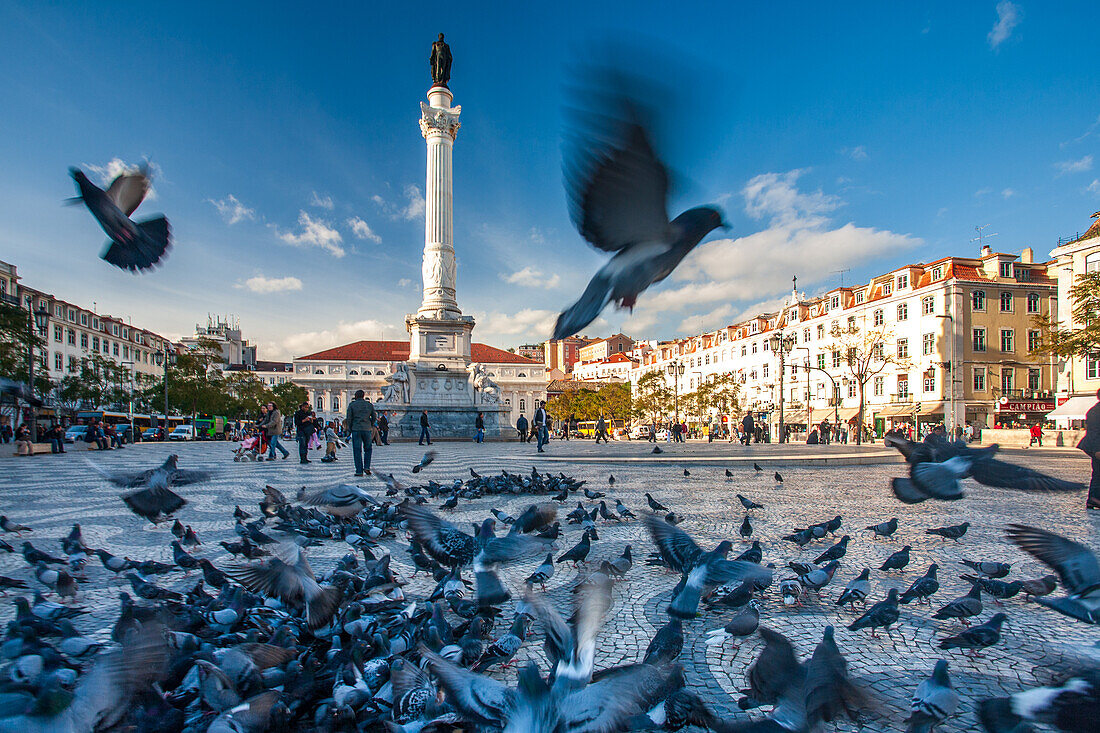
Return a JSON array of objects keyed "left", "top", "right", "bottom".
[{"left": 419, "top": 101, "right": 461, "bottom": 139}]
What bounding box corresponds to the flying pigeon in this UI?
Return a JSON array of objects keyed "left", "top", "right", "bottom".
[
  {"left": 1006, "top": 523, "right": 1100, "bottom": 624},
  {"left": 411, "top": 451, "right": 436, "bottom": 473},
  {"left": 225, "top": 543, "right": 342, "bottom": 629},
  {"left": 0, "top": 378, "right": 42, "bottom": 407},
  {"left": 552, "top": 90, "right": 727, "bottom": 339},
  {"left": 69, "top": 164, "right": 171, "bottom": 272},
  {"left": 886, "top": 433, "right": 1084, "bottom": 503},
  {"left": 977, "top": 668, "right": 1099, "bottom": 733}
]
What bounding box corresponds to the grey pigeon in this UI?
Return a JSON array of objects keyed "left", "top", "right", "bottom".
[
  {"left": 848, "top": 588, "right": 900, "bottom": 637},
  {"left": 961, "top": 559, "right": 1011, "bottom": 578},
  {"left": 900, "top": 564, "right": 941, "bottom": 605},
  {"left": 411, "top": 450, "right": 436, "bottom": 473},
  {"left": 553, "top": 90, "right": 726, "bottom": 338},
  {"left": 926, "top": 522, "right": 970, "bottom": 541},
  {"left": 296, "top": 484, "right": 379, "bottom": 517},
  {"left": 939, "top": 612, "right": 1007, "bottom": 653},
  {"left": 836, "top": 568, "right": 871, "bottom": 608},
  {"left": 880, "top": 545, "right": 912, "bottom": 572},
  {"left": 1007, "top": 524, "right": 1100, "bottom": 624},
  {"left": 0, "top": 378, "right": 42, "bottom": 407},
  {"left": 907, "top": 660, "right": 959, "bottom": 733},
  {"left": 865, "top": 517, "right": 898, "bottom": 539},
  {"left": 738, "top": 626, "right": 803, "bottom": 710},
  {"left": 737, "top": 494, "right": 764, "bottom": 511},
  {"left": 933, "top": 584, "right": 983, "bottom": 624},
  {"left": 1019, "top": 574, "right": 1058, "bottom": 601},
  {"left": 814, "top": 536, "right": 850, "bottom": 564},
  {"left": 887, "top": 433, "right": 1083, "bottom": 503},
  {"left": 225, "top": 543, "right": 341, "bottom": 629},
  {"left": 977, "top": 668, "right": 1099, "bottom": 733},
  {"left": 643, "top": 616, "right": 683, "bottom": 665},
  {"left": 69, "top": 165, "right": 171, "bottom": 272},
  {"left": 705, "top": 601, "right": 760, "bottom": 648}
]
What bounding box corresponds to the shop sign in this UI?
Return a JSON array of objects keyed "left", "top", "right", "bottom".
[{"left": 996, "top": 400, "right": 1055, "bottom": 413}]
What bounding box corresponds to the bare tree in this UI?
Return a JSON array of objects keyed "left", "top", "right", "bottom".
[{"left": 828, "top": 322, "right": 908, "bottom": 444}]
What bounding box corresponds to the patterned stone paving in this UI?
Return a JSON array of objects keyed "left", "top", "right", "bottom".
[{"left": 0, "top": 438, "right": 1097, "bottom": 731}]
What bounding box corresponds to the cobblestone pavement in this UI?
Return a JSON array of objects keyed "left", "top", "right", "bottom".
[{"left": 0, "top": 438, "right": 1096, "bottom": 731}]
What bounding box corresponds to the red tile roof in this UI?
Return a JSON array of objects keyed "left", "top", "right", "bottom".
[{"left": 298, "top": 340, "right": 540, "bottom": 365}]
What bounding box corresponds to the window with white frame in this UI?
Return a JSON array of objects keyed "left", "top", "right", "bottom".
[
  {"left": 972, "top": 328, "right": 986, "bottom": 352},
  {"left": 897, "top": 338, "right": 909, "bottom": 359},
  {"left": 817, "top": 324, "right": 825, "bottom": 339},
  {"left": 1027, "top": 330, "right": 1041, "bottom": 352},
  {"left": 54, "top": 352, "right": 62, "bottom": 370},
  {"left": 762, "top": 364, "right": 769, "bottom": 378},
  {"left": 53, "top": 325, "right": 61, "bottom": 341},
  {"left": 1000, "top": 329, "right": 1014, "bottom": 352},
  {"left": 1026, "top": 293, "right": 1040, "bottom": 313},
  {"left": 831, "top": 350, "right": 842, "bottom": 368},
  {"left": 854, "top": 291, "right": 864, "bottom": 304},
  {"left": 872, "top": 342, "right": 884, "bottom": 360},
  {"left": 332, "top": 396, "right": 340, "bottom": 412},
  {"left": 922, "top": 333, "right": 935, "bottom": 356},
  {"left": 817, "top": 353, "right": 826, "bottom": 370},
  {"left": 873, "top": 309, "right": 883, "bottom": 326},
  {"left": 882, "top": 282, "right": 893, "bottom": 296},
  {"left": 802, "top": 328, "right": 810, "bottom": 341},
  {"left": 897, "top": 377, "right": 909, "bottom": 398},
  {"left": 873, "top": 376, "right": 884, "bottom": 396},
  {"left": 848, "top": 383, "right": 857, "bottom": 398},
  {"left": 1001, "top": 368, "right": 1014, "bottom": 392},
  {"left": 1087, "top": 355, "right": 1100, "bottom": 380},
  {"left": 1000, "top": 291, "right": 1013, "bottom": 312},
  {"left": 932, "top": 267, "right": 942, "bottom": 280},
  {"left": 1000, "top": 262, "right": 1013, "bottom": 278},
  {"left": 1087, "top": 253, "right": 1100, "bottom": 273},
  {"left": 897, "top": 274, "right": 909, "bottom": 289},
  {"left": 897, "top": 302, "right": 908, "bottom": 321},
  {"left": 922, "top": 296, "right": 935, "bottom": 315},
  {"left": 972, "top": 290, "right": 985, "bottom": 311},
  {"left": 973, "top": 367, "right": 985, "bottom": 391},
  {"left": 923, "top": 373, "right": 936, "bottom": 392},
  {"left": 741, "top": 345, "right": 747, "bottom": 356}
]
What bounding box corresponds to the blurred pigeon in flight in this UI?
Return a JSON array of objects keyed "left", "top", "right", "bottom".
[
  {"left": 552, "top": 89, "right": 726, "bottom": 339},
  {"left": 69, "top": 163, "right": 171, "bottom": 272},
  {"left": 0, "top": 378, "right": 42, "bottom": 407}
]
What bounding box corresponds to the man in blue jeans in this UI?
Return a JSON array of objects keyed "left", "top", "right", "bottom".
[
  {"left": 419, "top": 411, "right": 432, "bottom": 445},
  {"left": 261, "top": 402, "right": 289, "bottom": 460},
  {"left": 345, "top": 389, "right": 376, "bottom": 477},
  {"left": 534, "top": 401, "right": 548, "bottom": 453}
]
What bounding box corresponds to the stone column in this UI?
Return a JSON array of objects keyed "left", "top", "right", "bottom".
[{"left": 418, "top": 86, "right": 461, "bottom": 319}]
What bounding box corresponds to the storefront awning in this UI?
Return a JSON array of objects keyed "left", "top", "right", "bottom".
[
  {"left": 1046, "top": 395, "right": 1098, "bottom": 420},
  {"left": 837, "top": 407, "right": 860, "bottom": 421},
  {"left": 876, "top": 404, "right": 915, "bottom": 418},
  {"left": 920, "top": 403, "right": 945, "bottom": 416}
]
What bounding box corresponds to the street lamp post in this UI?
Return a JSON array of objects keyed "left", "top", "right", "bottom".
[
  {"left": 666, "top": 360, "right": 685, "bottom": 427},
  {"left": 769, "top": 333, "right": 796, "bottom": 443},
  {"left": 796, "top": 347, "right": 841, "bottom": 429},
  {"left": 153, "top": 346, "right": 177, "bottom": 440},
  {"left": 26, "top": 304, "right": 49, "bottom": 441},
  {"left": 936, "top": 313, "right": 956, "bottom": 436},
  {"left": 120, "top": 361, "right": 135, "bottom": 443}
]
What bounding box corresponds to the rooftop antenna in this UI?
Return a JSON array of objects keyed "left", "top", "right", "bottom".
[
  {"left": 970, "top": 224, "right": 999, "bottom": 247},
  {"left": 833, "top": 268, "right": 850, "bottom": 287}
]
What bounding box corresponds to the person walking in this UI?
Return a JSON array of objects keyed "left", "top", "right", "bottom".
[
  {"left": 534, "top": 401, "right": 548, "bottom": 453},
  {"left": 345, "top": 390, "right": 376, "bottom": 476},
  {"left": 1029, "top": 422, "right": 1044, "bottom": 447},
  {"left": 0, "top": 417, "right": 12, "bottom": 444},
  {"left": 740, "top": 412, "right": 754, "bottom": 446},
  {"left": 648, "top": 419, "right": 657, "bottom": 442},
  {"left": 293, "top": 402, "right": 315, "bottom": 464},
  {"left": 1078, "top": 389, "right": 1100, "bottom": 510},
  {"left": 594, "top": 414, "right": 608, "bottom": 444},
  {"left": 418, "top": 411, "right": 432, "bottom": 446},
  {"left": 516, "top": 413, "right": 528, "bottom": 442},
  {"left": 321, "top": 421, "right": 342, "bottom": 463},
  {"left": 262, "top": 402, "right": 289, "bottom": 460},
  {"left": 474, "top": 412, "right": 485, "bottom": 443},
  {"left": 378, "top": 412, "right": 390, "bottom": 445}
]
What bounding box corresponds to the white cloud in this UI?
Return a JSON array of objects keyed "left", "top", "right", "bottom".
[
  {"left": 842, "top": 145, "right": 868, "bottom": 160},
  {"left": 501, "top": 266, "right": 561, "bottom": 289},
  {"left": 236, "top": 275, "right": 303, "bottom": 293},
  {"left": 677, "top": 297, "right": 788, "bottom": 335},
  {"left": 1056, "top": 155, "right": 1094, "bottom": 175},
  {"left": 974, "top": 188, "right": 993, "bottom": 197},
  {"left": 1001, "top": 188, "right": 1016, "bottom": 199},
  {"left": 987, "top": 1, "right": 1020, "bottom": 49},
  {"left": 1064, "top": 113, "right": 1100, "bottom": 147},
  {"left": 309, "top": 191, "right": 334, "bottom": 210},
  {"left": 346, "top": 216, "right": 381, "bottom": 243},
  {"left": 1088, "top": 179, "right": 1100, "bottom": 196},
  {"left": 208, "top": 194, "right": 255, "bottom": 225},
  {"left": 84, "top": 158, "right": 159, "bottom": 199},
  {"left": 478, "top": 308, "right": 559, "bottom": 339},
  {"left": 397, "top": 278, "right": 414, "bottom": 288},
  {"left": 272, "top": 318, "right": 394, "bottom": 360},
  {"left": 276, "top": 211, "right": 345, "bottom": 257},
  {"left": 644, "top": 170, "right": 920, "bottom": 314},
  {"left": 372, "top": 185, "right": 426, "bottom": 221}
]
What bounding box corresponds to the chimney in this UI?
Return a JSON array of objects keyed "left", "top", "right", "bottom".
[
  {"left": 1020, "top": 247, "right": 1033, "bottom": 264},
  {"left": 980, "top": 245, "right": 992, "bottom": 257}
]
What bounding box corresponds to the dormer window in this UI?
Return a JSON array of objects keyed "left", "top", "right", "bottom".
[
  {"left": 882, "top": 282, "right": 892, "bottom": 296},
  {"left": 1000, "top": 262, "right": 1013, "bottom": 278},
  {"left": 931, "top": 267, "right": 943, "bottom": 280},
  {"left": 897, "top": 274, "right": 909, "bottom": 289},
  {"left": 854, "top": 292, "right": 864, "bottom": 304}
]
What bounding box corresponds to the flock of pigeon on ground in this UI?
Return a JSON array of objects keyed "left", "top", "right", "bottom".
[{"left": 0, "top": 434, "right": 1095, "bottom": 732}]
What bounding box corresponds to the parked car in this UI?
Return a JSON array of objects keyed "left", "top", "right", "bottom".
[
  {"left": 654, "top": 429, "right": 669, "bottom": 441},
  {"left": 629, "top": 425, "right": 652, "bottom": 440},
  {"left": 143, "top": 427, "right": 165, "bottom": 441},
  {"left": 168, "top": 425, "right": 196, "bottom": 441},
  {"left": 64, "top": 425, "right": 87, "bottom": 444}
]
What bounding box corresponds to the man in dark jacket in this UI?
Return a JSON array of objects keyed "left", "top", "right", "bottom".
[
  {"left": 740, "top": 413, "right": 754, "bottom": 446},
  {"left": 1078, "top": 389, "right": 1100, "bottom": 510},
  {"left": 534, "top": 402, "right": 549, "bottom": 453},
  {"left": 293, "top": 403, "right": 315, "bottom": 464},
  {"left": 346, "top": 390, "right": 376, "bottom": 476},
  {"left": 516, "top": 414, "right": 528, "bottom": 442},
  {"left": 378, "top": 412, "right": 390, "bottom": 445},
  {"left": 474, "top": 412, "right": 485, "bottom": 443},
  {"left": 419, "top": 411, "right": 431, "bottom": 446}
]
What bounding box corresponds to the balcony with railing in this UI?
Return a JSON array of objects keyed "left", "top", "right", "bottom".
[{"left": 889, "top": 393, "right": 913, "bottom": 402}]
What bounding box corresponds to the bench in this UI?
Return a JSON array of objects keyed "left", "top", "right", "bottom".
[{"left": 8, "top": 443, "right": 55, "bottom": 456}]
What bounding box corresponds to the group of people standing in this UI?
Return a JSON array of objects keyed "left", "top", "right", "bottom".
[{"left": 513, "top": 401, "right": 550, "bottom": 451}]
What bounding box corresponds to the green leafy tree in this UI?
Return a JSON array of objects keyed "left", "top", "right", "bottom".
[
  {"left": 0, "top": 300, "right": 51, "bottom": 397},
  {"left": 55, "top": 353, "right": 129, "bottom": 410},
  {"left": 1033, "top": 271, "right": 1100, "bottom": 358},
  {"left": 829, "top": 321, "right": 906, "bottom": 444},
  {"left": 632, "top": 371, "right": 672, "bottom": 423},
  {"left": 270, "top": 381, "right": 308, "bottom": 415}
]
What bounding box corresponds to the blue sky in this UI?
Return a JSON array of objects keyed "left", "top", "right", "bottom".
[{"left": 1, "top": 2, "right": 1098, "bottom": 359}]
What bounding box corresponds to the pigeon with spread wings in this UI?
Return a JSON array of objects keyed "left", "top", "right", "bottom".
[
  {"left": 69, "top": 163, "right": 171, "bottom": 272},
  {"left": 553, "top": 88, "right": 726, "bottom": 339}
]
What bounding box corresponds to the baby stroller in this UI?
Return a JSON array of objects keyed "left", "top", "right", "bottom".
[{"left": 233, "top": 434, "right": 263, "bottom": 462}]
